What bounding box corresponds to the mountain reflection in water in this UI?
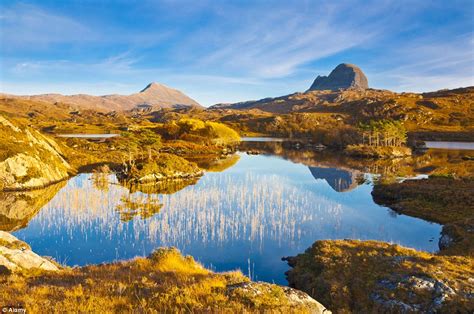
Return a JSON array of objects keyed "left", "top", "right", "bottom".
[
  {"left": 309, "top": 167, "right": 360, "bottom": 192},
  {"left": 10, "top": 153, "right": 442, "bottom": 284}
]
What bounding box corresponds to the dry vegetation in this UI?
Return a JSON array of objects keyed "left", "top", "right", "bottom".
[
  {"left": 1, "top": 86, "right": 474, "bottom": 312},
  {"left": 0, "top": 248, "right": 316, "bottom": 313},
  {"left": 206, "top": 87, "right": 474, "bottom": 142},
  {"left": 372, "top": 176, "right": 474, "bottom": 256},
  {"left": 285, "top": 240, "right": 474, "bottom": 313}
]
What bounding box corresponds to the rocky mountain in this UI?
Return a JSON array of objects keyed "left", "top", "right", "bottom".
[
  {"left": 308, "top": 63, "right": 368, "bottom": 91},
  {"left": 1, "top": 82, "right": 201, "bottom": 112}
]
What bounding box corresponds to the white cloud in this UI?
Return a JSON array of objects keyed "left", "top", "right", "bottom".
[{"left": 1, "top": 1, "right": 472, "bottom": 102}]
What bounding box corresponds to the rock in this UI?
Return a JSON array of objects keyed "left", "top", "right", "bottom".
[
  {"left": 0, "top": 115, "right": 71, "bottom": 191},
  {"left": 308, "top": 63, "right": 369, "bottom": 91},
  {"left": 0, "top": 231, "right": 59, "bottom": 272},
  {"left": 372, "top": 275, "right": 456, "bottom": 312},
  {"left": 439, "top": 229, "right": 455, "bottom": 250},
  {"left": 226, "top": 281, "right": 331, "bottom": 313}
]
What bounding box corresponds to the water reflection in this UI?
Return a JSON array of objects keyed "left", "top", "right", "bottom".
[
  {"left": 308, "top": 167, "right": 360, "bottom": 192},
  {"left": 116, "top": 194, "right": 163, "bottom": 222},
  {"left": 0, "top": 181, "right": 66, "bottom": 231},
  {"left": 11, "top": 153, "right": 442, "bottom": 284}
]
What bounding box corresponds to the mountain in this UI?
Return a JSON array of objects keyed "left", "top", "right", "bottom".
[
  {"left": 0, "top": 82, "right": 201, "bottom": 112},
  {"left": 308, "top": 63, "right": 368, "bottom": 91}
]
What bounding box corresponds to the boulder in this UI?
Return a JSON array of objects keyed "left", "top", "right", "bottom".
[
  {"left": 308, "top": 63, "right": 368, "bottom": 91},
  {"left": 0, "top": 231, "right": 59, "bottom": 272},
  {"left": 226, "top": 281, "right": 331, "bottom": 313},
  {"left": 371, "top": 275, "right": 457, "bottom": 312}
]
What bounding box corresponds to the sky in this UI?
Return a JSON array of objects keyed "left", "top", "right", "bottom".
[{"left": 0, "top": 0, "right": 473, "bottom": 106}]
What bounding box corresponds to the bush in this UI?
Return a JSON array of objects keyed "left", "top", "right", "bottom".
[{"left": 159, "top": 118, "right": 240, "bottom": 145}]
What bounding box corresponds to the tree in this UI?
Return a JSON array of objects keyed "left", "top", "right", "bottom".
[{"left": 358, "top": 119, "right": 406, "bottom": 147}]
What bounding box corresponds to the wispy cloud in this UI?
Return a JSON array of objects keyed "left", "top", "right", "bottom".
[
  {"left": 172, "top": 1, "right": 422, "bottom": 78},
  {"left": 0, "top": 3, "right": 96, "bottom": 47},
  {"left": 0, "top": 3, "right": 174, "bottom": 50},
  {"left": 0, "top": 1, "right": 473, "bottom": 104},
  {"left": 372, "top": 33, "right": 474, "bottom": 91}
]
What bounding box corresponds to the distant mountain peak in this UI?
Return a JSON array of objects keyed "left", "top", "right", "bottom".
[
  {"left": 3, "top": 82, "right": 202, "bottom": 112},
  {"left": 308, "top": 63, "right": 369, "bottom": 91},
  {"left": 140, "top": 82, "right": 168, "bottom": 93}
]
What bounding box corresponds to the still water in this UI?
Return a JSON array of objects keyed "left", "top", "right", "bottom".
[
  {"left": 11, "top": 152, "right": 441, "bottom": 284},
  {"left": 425, "top": 141, "right": 474, "bottom": 150},
  {"left": 57, "top": 134, "right": 120, "bottom": 138}
]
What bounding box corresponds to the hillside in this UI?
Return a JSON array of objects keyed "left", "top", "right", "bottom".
[
  {"left": 208, "top": 87, "right": 474, "bottom": 138},
  {"left": 208, "top": 63, "right": 473, "bottom": 137},
  {"left": 0, "top": 82, "right": 201, "bottom": 112}
]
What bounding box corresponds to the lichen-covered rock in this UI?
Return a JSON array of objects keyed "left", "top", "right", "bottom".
[
  {"left": 308, "top": 63, "right": 368, "bottom": 91},
  {"left": 0, "top": 231, "right": 59, "bottom": 272},
  {"left": 0, "top": 115, "right": 71, "bottom": 190},
  {"left": 226, "top": 281, "right": 331, "bottom": 313},
  {"left": 371, "top": 275, "right": 457, "bottom": 312}
]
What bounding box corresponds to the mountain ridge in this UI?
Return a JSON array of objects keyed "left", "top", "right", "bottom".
[{"left": 0, "top": 82, "right": 201, "bottom": 112}]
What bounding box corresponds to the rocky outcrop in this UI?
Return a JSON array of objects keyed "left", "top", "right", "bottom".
[
  {"left": 283, "top": 240, "right": 474, "bottom": 313},
  {"left": 226, "top": 281, "right": 331, "bottom": 313},
  {"left": 0, "top": 231, "right": 59, "bottom": 272},
  {"left": 371, "top": 275, "right": 456, "bottom": 312},
  {"left": 308, "top": 63, "right": 368, "bottom": 91},
  {"left": 0, "top": 115, "right": 71, "bottom": 191}
]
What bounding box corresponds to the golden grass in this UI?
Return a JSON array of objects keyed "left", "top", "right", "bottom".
[
  {"left": 285, "top": 240, "right": 474, "bottom": 313},
  {"left": 0, "top": 248, "right": 313, "bottom": 313}
]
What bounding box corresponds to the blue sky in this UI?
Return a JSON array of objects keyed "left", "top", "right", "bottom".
[{"left": 1, "top": 0, "right": 473, "bottom": 106}]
